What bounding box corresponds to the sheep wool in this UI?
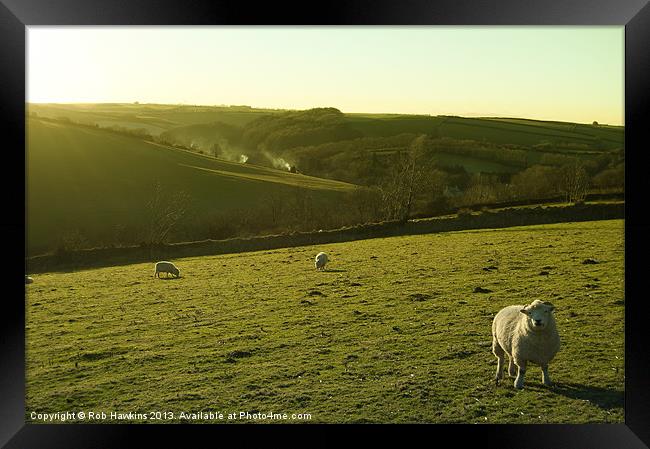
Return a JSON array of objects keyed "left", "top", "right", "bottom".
[
  {"left": 492, "top": 299, "right": 560, "bottom": 389},
  {"left": 154, "top": 261, "right": 181, "bottom": 278},
  {"left": 315, "top": 252, "right": 328, "bottom": 271}
]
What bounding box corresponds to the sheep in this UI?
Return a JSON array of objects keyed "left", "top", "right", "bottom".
[
  {"left": 25, "top": 275, "right": 34, "bottom": 284},
  {"left": 315, "top": 252, "right": 328, "bottom": 271},
  {"left": 154, "top": 261, "right": 181, "bottom": 278},
  {"left": 492, "top": 299, "right": 559, "bottom": 389}
]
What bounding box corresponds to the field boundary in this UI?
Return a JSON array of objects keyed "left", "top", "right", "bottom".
[{"left": 26, "top": 201, "right": 623, "bottom": 274}]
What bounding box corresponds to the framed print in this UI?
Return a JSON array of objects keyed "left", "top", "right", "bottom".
[{"left": 2, "top": 0, "right": 650, "bottom": 447}]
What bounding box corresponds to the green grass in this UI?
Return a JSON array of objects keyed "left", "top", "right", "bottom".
[
  {"left": 483, "top": 117, "right": 625, "bottom": 142},
  {"left": 27, "top": 118, "right": 356, "bottom": 254},
  {"left": 26, "top": 219, "right": 624, "bottom": 423},
  {"left": 431, "top": 152, "right": 521, "bottom": 173},
  {"left": 28, "top": 104, "right": 624, "bottom": 189},
  {"left": 30, "top": 103, "right": 624, "bottom": 150},
  {"left": 28, "top": 103, "right": 284, "bottom": 134},
  {"left": 346, "top": 114, "right": 623, "bottom": 149}
]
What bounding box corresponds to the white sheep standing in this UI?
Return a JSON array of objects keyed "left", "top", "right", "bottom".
[
  {"left": 315, "top": 252, "right": 328, "bottom": 271},
  {"left": 492, "top": 299, "right": 560, "bottom": 389},
  {"left": 154, "top": 261, "right": 181, "bottom": 278}
]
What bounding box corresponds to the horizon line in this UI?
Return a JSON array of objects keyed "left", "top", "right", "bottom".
[{"left": 26, "top": 102, "right": 625, "bottom": 127}]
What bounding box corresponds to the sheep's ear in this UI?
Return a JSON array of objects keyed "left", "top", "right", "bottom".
[
  {"left": 542, "top": 301, "right": 555, "bottom": 311},
  {"left": 520, "top": 306, "right": 529, "bottom": 315}
]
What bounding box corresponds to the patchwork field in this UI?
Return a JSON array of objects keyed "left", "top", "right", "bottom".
[{"left": 25, "top": 219, "right": 625, "bottom": 423}]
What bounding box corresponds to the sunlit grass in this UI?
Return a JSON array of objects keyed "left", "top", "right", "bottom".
[{"left": 26, "top": 219, "right": 624, "bottom": 423}]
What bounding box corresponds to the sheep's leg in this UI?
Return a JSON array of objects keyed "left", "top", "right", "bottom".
[
  {"left": 541, "top": 364, "right": 553, "bottom": 387},
  {"left": 492, "top": 336, "right": 505, "bottom": 384},
  {"left": 514, "top": 360, "right": 527, "bottom": 389},
  {"left": 508, "top": 358, "right": 517, "bottom": 377}
]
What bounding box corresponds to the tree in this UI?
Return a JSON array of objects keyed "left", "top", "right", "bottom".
[
  {"left": 344, "top": 186, "right": 383, "bottom": 224},
  {"left": 559, "top": 161, "right": 589, "bottom": 203},
  {"left": 144, "top": 181, "right": 192, "bottom": 245},
  {"left": 591, "top": 163, "right": 624, "bottom": 190},
  {"left": 511, "top": 165, "right": 562, "bottom": 199},
  {"left": 380, "top": 135, "right": 432, "bottom": 222},
  {"left": 460, "top": 174, "right": 498, "bottom": 205},
  {"left": 265, "top": 191, "right": 286, "bottom": 226}
]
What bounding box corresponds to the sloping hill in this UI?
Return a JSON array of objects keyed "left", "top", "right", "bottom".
[
  {"left": 346, "top": 114, "right": 623, "bottom": 150},
  {"left": 29, "top": 104, "right": 624, "bottom": 152},
  {"left": 27, "top": 118, "right": 356, "bottom": 255},
  {"left": 28, "top": 103, "right": 279, "bottom": 135}
]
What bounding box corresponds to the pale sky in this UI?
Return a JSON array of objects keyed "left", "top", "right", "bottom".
[{"left": 27, "top": 26, "right": 624, "bottom": 125}]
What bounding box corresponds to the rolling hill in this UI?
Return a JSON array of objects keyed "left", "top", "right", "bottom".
[
  {"left": 29, "top": 103, "right": 624, "bottom": 152},
  {"left": 26, "top": 118, "right": 356, "bottom": 255},
  {"left": 26, "top": 104, "right": 625, "bottom": 254},
  {"left": 28, "top": 103, "right": 281, "bottom": 135}
]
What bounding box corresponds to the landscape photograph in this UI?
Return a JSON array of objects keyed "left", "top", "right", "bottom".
[{"left": 25, "top": 26, "right": 624, "bottom": 424}]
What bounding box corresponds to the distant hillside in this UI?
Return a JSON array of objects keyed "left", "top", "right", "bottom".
[
  {"left": 29, "top": 103, "right": 624, "bottom": 151},
  {"left": 26, "top": 104, "right": 624, "bottom": 249},
  {"left": 27, "top": 103, "right": 281, "bottom": 136},
  {"left": 345, "top": 114, "right": 623, "bottom": 149},
  {"left": 27, "top": 118, "right": 356, "bottom": 255},
  {"left": 145, "top": 107, "right": 624, "bottom": 180}
]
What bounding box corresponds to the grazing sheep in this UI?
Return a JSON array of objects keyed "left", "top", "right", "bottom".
[
  {"left": 315, "top": 252, "right": 328, "bottom": 271},
  {"left": 154, "top": 261, "right": 180, "bottom": 278},
  {"left": 492, "top": 299, "right": 560, "bottom": 389}
]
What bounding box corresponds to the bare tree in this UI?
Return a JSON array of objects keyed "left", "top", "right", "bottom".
[
  {"left": 559, "top": 161, "right": 589, "bottom": 203},
  {"left": 287, "top": 187, "right": 315, "bottom": 230},
  {"left": 344, "top": 186, "right": 383, "bottom": 224},
  {"left": 144, "top": 181, "right": 192, "bottom": 245},
  {"left": 380, "top": 135, "right": 432, "bottom": 222},
  {"left": 265, "top": 191, "right": 286, "bottom": 226}
]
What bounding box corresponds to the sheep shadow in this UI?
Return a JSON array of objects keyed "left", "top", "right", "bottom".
[
  {"left": 156, "top": 276, "right": 182, "bottom": 281},
  {"left": 323, "top": 269, "right": 347, "bottom": 273},
  {"left": 545, "top": 382, "right": 623, "bottom": 411}
]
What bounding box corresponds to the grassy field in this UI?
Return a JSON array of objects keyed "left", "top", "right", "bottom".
[
  {"left": 27, "top": 104, "right": 624, "bottom": 203},
  {"left": 346, "top": 114, "right": 623, "bottom": 149},
  {"left": 30, "top": 103, "right": 624, "bottom": 150},
  {"left": 25, "top": 219, "right": 624, "bottom": 423},
  {"left": 28, "top": 103, "right": 279, "bottom": 133},
  {"left": 27, "top": 118, "right": 356, "bottom": 255}
]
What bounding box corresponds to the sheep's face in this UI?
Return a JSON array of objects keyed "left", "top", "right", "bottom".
[
  {"left": 520, "top": 300, "right": 555, "bottom": 330},
  {"left": 173, "top": 268, "right": 180, "bottom": 277}
]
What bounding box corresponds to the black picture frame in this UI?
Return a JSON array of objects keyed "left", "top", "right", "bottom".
[{"left": 3, "top": 0, "right": 649, "bottom": 447}]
